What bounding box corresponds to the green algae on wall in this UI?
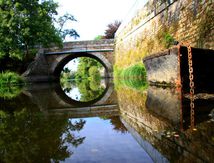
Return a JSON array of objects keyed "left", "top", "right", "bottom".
[{"left": 114, "top": 0, "right": 214, "bottom": 70}]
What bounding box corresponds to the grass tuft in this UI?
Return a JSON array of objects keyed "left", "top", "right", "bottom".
[{"left": 114, "top": 62, "right": 148, "bottom": 91}]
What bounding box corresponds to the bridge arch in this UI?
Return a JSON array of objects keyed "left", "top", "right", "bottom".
[
  {"left": 23, "top": 39, "right": 114, "bottom": 82},
  {"left": 51, "top": 52, "right": 112, "bottom": 80}
]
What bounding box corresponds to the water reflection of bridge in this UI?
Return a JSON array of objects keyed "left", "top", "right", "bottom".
[{"left": 23, "top": 81, "right": 119, "bottom": 118}]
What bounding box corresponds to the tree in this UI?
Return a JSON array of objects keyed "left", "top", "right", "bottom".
[
  {"left": 56, "top": 13, "right": 79, "bottom": 41},
  {"left": 103, "top": 20, "right": 121, "bottom": 39},
  {"left": 0, "top": 0, "right": 79, "bottom": 62},
  {"left": 75, "top": 57, "right": 103, "bottom": 79}
]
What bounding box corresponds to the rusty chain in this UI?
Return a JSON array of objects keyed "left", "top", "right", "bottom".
[
  {"left": 179, "top": 42, "right": 195, "bottom": 130},
  {"left": 187, "top": 45, "right": 195, "bottom": 129}
]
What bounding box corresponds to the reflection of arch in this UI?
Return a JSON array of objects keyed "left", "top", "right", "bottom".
[
  {"left": 23, "top": 80, "right": 116, "bottom": 111},
  {"left": 55, "top": 78, "right": 114, "bottom": 107},
  {"left": 50, "top": 52, "right": 112, "bottom": 80}
]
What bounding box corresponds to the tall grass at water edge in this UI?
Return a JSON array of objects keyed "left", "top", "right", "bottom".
[{"left": 114, "top": 63, "right": 148, "bottom": 91}]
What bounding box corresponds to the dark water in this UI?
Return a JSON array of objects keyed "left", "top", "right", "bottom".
[{"left": 0, "top": 79, "right": 214, "bottom": 163}]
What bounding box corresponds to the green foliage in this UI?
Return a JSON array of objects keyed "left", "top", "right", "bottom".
[
  {"left": 75, "top": 57, "right": 103, "bottom": 80},
  {"left": 164, "top": 33, "right": 175, "bottom": 48},
  {"left": 0, "top": 108, "right": 86, "bottom": 162},
  {"left": 0, "top": 71, "right": 24, "bottom": 86},
  {"left": 89, "top": 66, "right": 100, "bottom": 80},
  {"left": 114, "top": 77, "right": 148, "bottom": 91},
  {"left": 0, "top": 0, "right": 78, "bottom": 62},
  {"left": 0, "top": 85, "right": 23, "bottom": 99},
  {"left": 75, "top": 78, "right": 105, "bottom": 102},
  {"left": 61, "top": 77, "right": 105, "bottom": 102},
  {"left": 114, "top": 63, "right": 146, "bottom": 79},
  {"left": 94, "top": 35, "right": 103, "bottom": 40},
  {"left": 60, "top": 57, "right": 105, "bottom": 102},
  {"left": 0, "top": 71, "right": 24, "bottom": 99},
  {"left": 156, "top": 27, "right": 175, "bottom": 49},
  {"left": 114, "top": 63, "right": 148, "bottom": 91}
]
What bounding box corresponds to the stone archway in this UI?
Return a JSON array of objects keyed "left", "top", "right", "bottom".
[
  {"left": 50, "top": 52, "right": 113, "bottom": 81},
  {"left": 23, "top": 39, "right": 114, "bottom": 82}
]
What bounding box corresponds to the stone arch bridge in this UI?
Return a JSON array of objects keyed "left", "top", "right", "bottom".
[{"left": 23, "top": 39, "right": 114, "bottom": 82}]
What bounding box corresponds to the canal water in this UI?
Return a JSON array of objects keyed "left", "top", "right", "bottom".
[{"left": 0, "top": 79, "right": 214, "bottom": 163}]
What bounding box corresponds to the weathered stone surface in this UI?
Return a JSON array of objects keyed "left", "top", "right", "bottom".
[
  {"left": 115, "top": 0, "right": 214, "bottom": 69},
  {"left": 143, "top": 47, "right": 179, "bottom": 86},
  {"left": 23, "top": 39, "right": 114, "bottom": 82}
]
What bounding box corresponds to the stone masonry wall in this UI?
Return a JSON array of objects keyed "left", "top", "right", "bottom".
[{"left": 115, "top": 0, "right": 214, "bottom": 68}]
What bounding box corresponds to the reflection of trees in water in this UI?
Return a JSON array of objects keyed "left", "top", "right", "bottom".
[
  {"left": 61, "top": 80, "right": 76, "bottom": 93},
  {"left": 0, "top": 109, "right": 86, "bottom": 163},
  {"left": 101, "top": 116, "right": 128, "bottom": 134},
  {"left": 60, "top": 57, "right": 106, "bottom": 102},
  {"left": 0, "top": 85, "right": 23, "bottom": 99},
  {"left": 76, "top": 78, "right": 105, "bottom": 102},
  {"left": 61, "top": 78, "right": 105, "bottom": 102},
  {"left": 110, "top": 116, "right": 128, "bottom": 133}
]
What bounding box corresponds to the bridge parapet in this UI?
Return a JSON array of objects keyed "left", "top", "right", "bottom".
[{"left": 44, "top": 39, "right": 114, "bottom": 53}]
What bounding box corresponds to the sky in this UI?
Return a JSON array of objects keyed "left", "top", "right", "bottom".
[
  {"left": 57, "top": 0, "right": 148, "bottom": 71},
  {"left": 54, "top": 0, "right": 147, "bottom": 41}
]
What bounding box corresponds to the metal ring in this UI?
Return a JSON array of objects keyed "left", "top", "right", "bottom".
[{"left": 189, "top": 75, "right": 194, "bottom": 80}]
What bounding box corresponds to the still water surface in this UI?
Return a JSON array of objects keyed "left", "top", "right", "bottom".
[{"left": 0, "top": 79, "right": 214, "bottom": 163}]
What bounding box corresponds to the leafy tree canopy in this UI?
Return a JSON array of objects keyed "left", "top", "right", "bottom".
[
  {"left": 0, "top": 0, "right": 79, "bottom": 61},
  {"left": 103, "top": 20, "right": 121, "bottom": 39},
  {"left": 94, "top": 20, "right": 121, "bottom": 40}
]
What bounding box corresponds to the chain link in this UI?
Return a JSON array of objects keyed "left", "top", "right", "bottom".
[
  {"left": 179, "top": 42, "right": 195, "bottom": 130},
  {"left": 187, "top": 45, "right": 195, "bottom": 130}
]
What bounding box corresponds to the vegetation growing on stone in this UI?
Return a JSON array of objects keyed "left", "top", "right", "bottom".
[
  {"left": 115, "top": 0, "right": 213, "bottom": 70},
  {"left": 114, "top": 63, "right": 148, "bottom": 91},
  {"left": 114, "top": 63, "right": 146, "bottom": 79}
]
